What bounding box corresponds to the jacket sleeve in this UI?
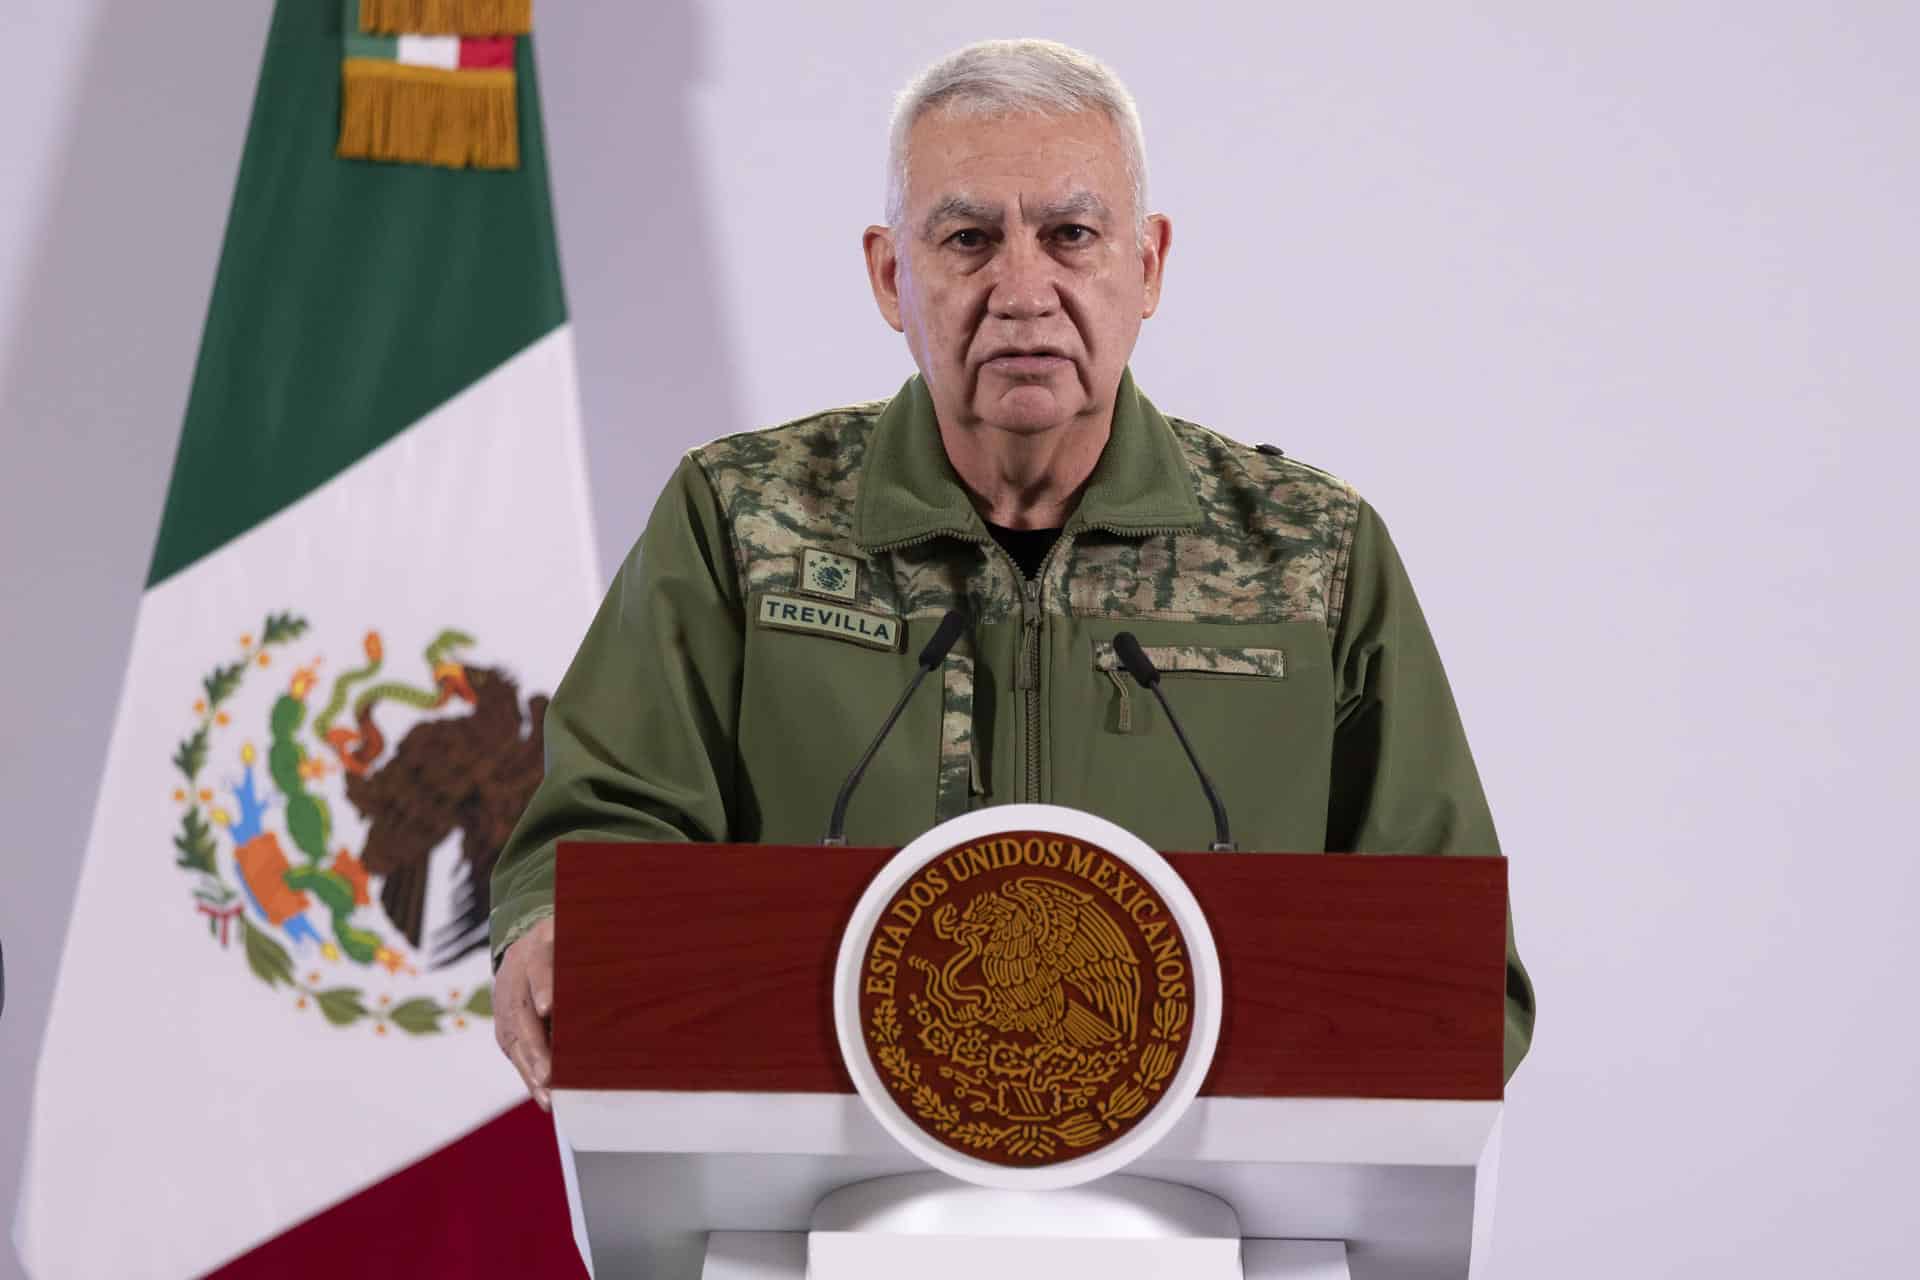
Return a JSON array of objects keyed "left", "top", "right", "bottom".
[
  {"left": 488, "top": 455, "right": 745, "bottom": 966},
  {"left": 1326, "top": 499, "right": 1536, "bottom": 1082}
]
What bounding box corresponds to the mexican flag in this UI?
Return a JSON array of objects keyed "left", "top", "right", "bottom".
[{"left": 14, "top": 2, "right": 594, "bottom": 1275}]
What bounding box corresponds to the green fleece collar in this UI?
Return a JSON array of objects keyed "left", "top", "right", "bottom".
[{"left": 853, "top": 367, "right": 1203, "bottom": 550}]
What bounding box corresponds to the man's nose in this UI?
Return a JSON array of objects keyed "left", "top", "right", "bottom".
[{"left": 987, "top": 238, "right": 1060, "bottom": 320}]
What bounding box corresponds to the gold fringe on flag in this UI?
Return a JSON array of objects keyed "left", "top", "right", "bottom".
[
  {"left": 359, "top": 0, "right": 532, "bottom": 36},
  {"left": 337, "top": 61, "right": 519, "bottom": 171}
]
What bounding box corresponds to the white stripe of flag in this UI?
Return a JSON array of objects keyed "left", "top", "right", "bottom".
[{"left": 395, "top": 35, "right": 462, "bottom": 71}]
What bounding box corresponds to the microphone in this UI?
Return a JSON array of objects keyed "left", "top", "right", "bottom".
[
  {"left": 823, "top": 608, "right": 970, "bottom": 846},
  {"left": 1113, "top": 632, "right": 1235, "bottom": 852}
]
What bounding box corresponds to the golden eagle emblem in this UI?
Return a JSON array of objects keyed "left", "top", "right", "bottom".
[
  {"left": 913, "top": 877, "right": 1140, "bottom": 1049},
  {"left": 860, "top": 834, "right": 1194, "bottom": 1166}
]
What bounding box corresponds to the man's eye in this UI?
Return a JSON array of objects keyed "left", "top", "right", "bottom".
[
  {"left": 1055, "top": 224, "right": 1096, "bottom": 245},
  {"left": 947, "top": 229, "right": 988, "bottom": 249}
]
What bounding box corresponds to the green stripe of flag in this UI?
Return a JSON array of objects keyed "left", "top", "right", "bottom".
[
  {"left": 148, "top": 0, "right": 566, "bottom": 587},
  {"left": 342, "top": 31, "right": 398, "bottom": 60}
]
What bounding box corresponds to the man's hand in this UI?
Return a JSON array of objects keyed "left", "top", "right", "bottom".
[{"left": 494, "top": 916, "right": 556, "bottom": 1110}]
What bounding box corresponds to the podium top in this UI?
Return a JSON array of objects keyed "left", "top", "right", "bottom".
[{"left": 553, "top": 842, "right": 1506, "bottom": 1101}]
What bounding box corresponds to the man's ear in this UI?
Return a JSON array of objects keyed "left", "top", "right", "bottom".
[
  {"left": 863, "top": 225, "right": 906, "bottom": 333},
  {"left": 1139, "top": 213, "right": 1173, "bottom": 319}
]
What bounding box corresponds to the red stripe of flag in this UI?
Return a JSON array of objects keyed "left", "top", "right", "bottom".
[
  {"left": 205, "top": 1101, "right": 587, "bottom": 1278},
  {"left": 460, "top": 37, "right": 517, "bottom": 70}
]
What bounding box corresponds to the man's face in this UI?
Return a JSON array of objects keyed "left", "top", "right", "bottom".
[{"left": 865, "top": 108, "right": 1171, "bottom": 440}]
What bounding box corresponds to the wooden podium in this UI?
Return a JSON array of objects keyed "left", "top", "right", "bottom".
[{"left": 548, "top": 842, "right": 1509, "bottom": 1279}]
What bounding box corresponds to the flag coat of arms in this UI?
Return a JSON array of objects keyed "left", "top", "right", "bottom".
[{"left": 15, "top": 2, "right": 596, "bottom": 1275}]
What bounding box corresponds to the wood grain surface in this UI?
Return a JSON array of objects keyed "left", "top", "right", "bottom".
[{"left": 551, "top": 842, "right": 1506, "bottom": 1100}]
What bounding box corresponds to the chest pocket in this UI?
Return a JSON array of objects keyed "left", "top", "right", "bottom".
[
  {"left": 1090, "top": 641, "right": 1287, "bottom": 733},
  {"left": 1053, "top": 621, "right": 1335, "bottom": 854}
]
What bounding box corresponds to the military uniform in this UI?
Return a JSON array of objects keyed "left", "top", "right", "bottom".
[{"left": 490, "top": 370, "right": 1536, "bottom": 1079}]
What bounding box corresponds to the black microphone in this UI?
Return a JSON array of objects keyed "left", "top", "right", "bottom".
[
  {"left": 1113, "top": 632, "right": 1235, "bottom": 852},
  {"left": 823, "top": 608, "right": 970, "bottom": 845}
]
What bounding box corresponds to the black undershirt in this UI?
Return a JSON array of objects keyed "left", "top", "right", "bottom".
[{"left": 985, "top": 522, "right": 1064, "bottom": 581}]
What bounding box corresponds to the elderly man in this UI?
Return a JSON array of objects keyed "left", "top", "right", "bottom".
[{"left": 490, "top": 39, "right": 1534, "bottom": 1107}]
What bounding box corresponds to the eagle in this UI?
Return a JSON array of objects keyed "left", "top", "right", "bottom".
[
  {"left": 914, "top": 876, "right": 1141, "bottom": 1049},
  {"left": 343, "top": 666, "right": 547, "bottom": 970}
]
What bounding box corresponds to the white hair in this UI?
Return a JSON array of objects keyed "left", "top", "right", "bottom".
[{"left": 885, "top": 39, "right": 1150, "bottom": 238}]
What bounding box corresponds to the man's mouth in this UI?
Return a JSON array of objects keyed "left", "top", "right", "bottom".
[{"left": 979, "top": 346, "right": 1072, "bottom": 376}]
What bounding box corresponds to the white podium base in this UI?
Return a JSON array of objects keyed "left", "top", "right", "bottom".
[
  {"left": 699, "top": 1233, "right": 1351, "bottom": 1279},
  {"left": 693, "top": 1174, "right": 1351, "bottom": 1280},
  {"left": 810, "top": 1233, "right": 1239, "bottom": 1279},
  {"left": 806, "top": 1172, "right": 1241, "bottom": 1280},
  {"left": 558, "top": 1092, "right": 1497, "bottom": 1279}
]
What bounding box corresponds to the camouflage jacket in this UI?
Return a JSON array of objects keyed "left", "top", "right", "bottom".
[{"left": 491, "top": 370, "right": 1535, "bottom": 1079}]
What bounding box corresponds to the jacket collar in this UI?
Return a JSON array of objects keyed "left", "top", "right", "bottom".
[{"left": 853, "top": 367, "right": 1203, "bottom": 550}]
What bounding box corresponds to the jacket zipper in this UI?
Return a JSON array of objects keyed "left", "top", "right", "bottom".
[
  {"left": 1016, "top": 577, "right": 1041, "bottom": 801},
  {"left": 869, "top": 520, "right": 1183, "bottom": 806},
  {"left": 1012, "top": 534, "right": 1073, "bottom": 804}
]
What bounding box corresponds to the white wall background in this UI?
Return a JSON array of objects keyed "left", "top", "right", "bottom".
[{"left": 3, "top": 2, "right": 1916, "bottom": 1276}]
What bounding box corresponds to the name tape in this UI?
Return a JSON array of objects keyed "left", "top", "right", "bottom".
[{"left": 758, "top": 593, "right": 902, "bottom": 652}]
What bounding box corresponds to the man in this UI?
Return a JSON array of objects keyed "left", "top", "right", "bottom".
[{"left": 491, "top": 39, "right": 1534, "bottom": 1107}]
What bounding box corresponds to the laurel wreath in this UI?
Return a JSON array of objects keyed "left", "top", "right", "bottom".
[
  {"left": 869, "top": 985, "right": 1188, "bottom": 1161},
  {"left": 171, "top": 611, "right": 491, "bottom": 1036}
]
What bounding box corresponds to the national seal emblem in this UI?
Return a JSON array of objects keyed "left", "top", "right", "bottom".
[
  {"left": 839, "top": 807, "right": 1222, "bottom": 1187},
  {"left": 168, "top": 612, "right": 550, "bottom": 1036}
]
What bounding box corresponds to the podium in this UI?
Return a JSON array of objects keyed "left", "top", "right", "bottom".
[{"left": 548, "top": 840, "right": 1508, "bottom": 1279}]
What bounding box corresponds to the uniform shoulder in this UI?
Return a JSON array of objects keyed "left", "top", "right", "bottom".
[
  {"left": 690, "top": 397, "right": 890, "bottom": 477},
  {"left": 1163, "top": 413, "right": 1362, "bottom": 507},
  {"left": 686, "top": 397, "right": 891, "bottom": 548},
  {"left": 1142, "top": 413, "right": 1363, "bottom": 627}
]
